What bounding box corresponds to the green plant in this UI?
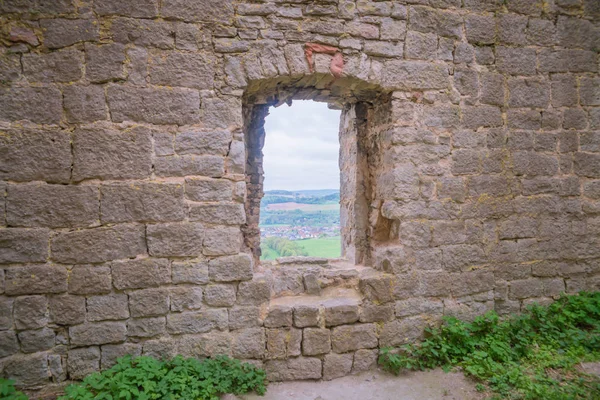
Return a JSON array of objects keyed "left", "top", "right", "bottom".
[
  {"left": 379, "top": 292, "right": 600, "bottom": 399},
  {"left": 0, "top": 379, "right": 28, "bottom": 400},
  {"left": 59, "top": 355, "right": 267, "bottom": 400}
]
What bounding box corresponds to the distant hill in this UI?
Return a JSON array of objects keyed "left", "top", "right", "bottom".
[
  {"left": 264, "top": 189, "right": 338, "bottom": 197},
  {"left": 262, "top": 189, "right": 340, "bottom": 206}
]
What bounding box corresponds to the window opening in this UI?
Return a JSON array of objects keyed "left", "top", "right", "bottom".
[{"left": 258, "top": 100, "right": 342, "bottom": 260}]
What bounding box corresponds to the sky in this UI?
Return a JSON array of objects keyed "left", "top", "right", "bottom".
[{"left": 262, "top": 100, "right": 341, "bottom": 192}]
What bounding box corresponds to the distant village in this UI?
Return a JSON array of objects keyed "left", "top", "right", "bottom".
[{"left": 260, "top": 224, "right": 340, "bottom": 240}]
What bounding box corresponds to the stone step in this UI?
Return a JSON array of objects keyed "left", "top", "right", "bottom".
[
  {"left": 263, "top": 257, "right": 394, "bottom": 300},
  {"left": 265, "top": 287, "right": 364, "bottom": 329}
]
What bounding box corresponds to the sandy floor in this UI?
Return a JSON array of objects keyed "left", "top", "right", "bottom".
[{"left": 229, "top": 369, "right": 486, "bottom": 400}]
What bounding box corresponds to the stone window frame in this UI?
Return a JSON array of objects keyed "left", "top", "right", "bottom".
[{"left": 241, "top": 79, "right": 392, "bottom": 267}]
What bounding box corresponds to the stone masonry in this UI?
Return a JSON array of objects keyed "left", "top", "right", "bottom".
[{"left": 1, "top": 0, "right": 600, "bottom": 389}]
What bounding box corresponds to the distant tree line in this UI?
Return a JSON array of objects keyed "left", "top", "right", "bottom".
[
  {"left": 262, "top": 237, "right": 308, "bottom": 257},
  {"left": 261, "top": 192, "right": 340, "bottom": 206},
  {"left": 260, "top": 210, "right": 340, "bottom": 226}
]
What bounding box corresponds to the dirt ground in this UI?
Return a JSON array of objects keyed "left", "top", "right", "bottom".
[{"left": 229, "top": 368, "right": 487, "bottom": 400}]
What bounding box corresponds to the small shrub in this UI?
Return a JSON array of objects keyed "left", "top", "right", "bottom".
[
  {"left": 0, "top": 379, "right": 28, "bottom": 400},
  {"left": 59, "top": 355, "right": 267, "bottom": 400},
  {"left": 379, "top": 292, "right": 600, "bottom": 399}
]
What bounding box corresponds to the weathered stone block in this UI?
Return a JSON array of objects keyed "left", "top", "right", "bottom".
[
  {"left": 70, "top": 322, "right": 127, "bottom": 346},
  {"left": 479, "top": 73, "right": 505, "bottom": 107},
  {"left": 408, "top": 6, "right": 462, "bottom": 38},
  {"left": 147, "top": 222, "right": 204, "bottom": 257},
  {"left": 379, "top": 317, "right": 427, "bottom": 347},
  {"left": 41, "top": 18, "right": 99, "bottom": 49},
  {"left": 101, "top": 343, "right": 142, "bottom": 369},
  {"left": 0, "top": 87, "right": 63, "bottom": 124},
  {"left": 2, "top": 353, "right": 49, "bottom": 386},
  {"left": 69, "top": 265, "right": 112, "bottom": 295},
  {"left": 512, "top": 152, "right": 559, "bottom": 177},
  {"left": 353, "top": 349, "right": 379, "bottom": 372},
  {"left": 94, "top": 0, "right": 159, "bottom": 18},
  {"left": 509, "top": 279, "right": 544, "bottom": 299},
  {"left": 302, "top": 328, "right": 331, "bottom": 356},
  {"left": 462, "top": 106, "right": 503, "bottom": 129},
  {"left": 172, "top": 259, "right": 209, "bottom": 284},
  {"left": 266, "top": 328, "right": 301, "bottom": 359},
  {"left": 129, "top": 288, "right": 170, "bottom": 317},
  {"left": 508, "top": 78, "right": 550, "bottom": 108},
  {"left": 169, "top": 287, "right": 203, "bottom": 312},
  {"left": 324, "top": 299, "right": 359, "bottom": 327},
  {"left": 14, "top": 295, "right": 48, "bottom": 330},
  {"left": 112, "top": 258, "right": 170, "bottom": 290},
  {"left": 203, "top": 226, "right": 243, "bottom": 256},
  {"left": 175, "top": 130, "right": 231, "bottom": 156},
  {"left": 405, "top": 31, "right": 437, "bottom": 60},
  {"left": 229, "top": 306, "right": 261, "bottom": 330},
  {"left": 185, "top": 178, "right": 233, "bottom": 202},
  {"left": 18, "top": 328, "right": 55, "bottom": 353},
  {"left": 451, "top": 149, "right": 482, "bottom": 175},
  {"left": 382, "top": 60, "right": 448, "bottom": 90},
  {"left": 87, "top": 294, "right": 129, "bottom": 321},
  {"left": 0, "top": 126, "right": 68, "bottom": 183},
  {"left": 143, "top": 338, "right": 178, "bottom": 359},
  {"left": 204, "top": 284, "right": 236, "bottom": 307},
  {"left": 237, "top": 278, "right": 271, "bottom": 305},
  {"left": 264, "top": 305, "right": 293, "bottom": 328},
  {"left": 0, "top": 54, "right": 22, "bottom": 83},
  {"left": 161, "top": 0, "right": 235, "bottom": 23},
  {"left": 201, "top": 96, "right": 243, "bottom": 130},
  {"left": 7, "top": 183, "right": 98, "bottom": 228},
  {"left": 154, "top": 155, "right": 225, "bottom": 178},
  {"left": 265, "top": 357, "right": 322, "bottom": 381},
  {"left": 5, "top": 264, "right": 67, "bottom": 295},
  {"left": 102, "top": 182, "right": 185, "bottom": 224},
  {"left": 0, "top": 297, "right": 14, "bottom": 330},
  {"left": 465, "top": 13, "right": 495, "bottom": 44},
  {"left": 67, "top": 347, "right": 100, "bottom": 380},
  {"left": 63, "top": 85, "right": 108, "bottom": 123},
  {"left": 127, "top": 317, "right": 166, "bottom": 338},
  {"left": 527, "top": 18, "right": 556, "bottom": 46},
  {"left": 49, "top": 295, "right": 85, "bottom": 326},
  {"left": 359, "top": 303, "right": 394, "bottom": 323},
  {"left": 563, "top": 108, "right": 588, "bottom": 130},
  {"left": 331, "top": 323, "right": 378, "bottom": 353},
  {"left": 581, "top": 132, "right": 600, "bottom": 153},
  {"left": 107, "top": 85, "right": 200, "bottom": 125},
  {"left": 359, "top": 273, "right": 394, "bottom": 303},
  {"left": 111, "top": 17, "right": 175, "bottom": 49},
  {"left": 52, "top": 224, "right": 146, "bottom": 263},
  {"left": 551, "top": 75, "right": 578, "bottom": 107},
  {"left": 73, "top": 125, "right": 152, "bottom": 181},
  {"left": 381, "top": 18, "right": 406, "bottom": 40},
  {"left": 323, "top": 353, "right": 353, "bottom": 380},
  {"left": 496, "top": 47, "right": 536, "bottom": 76},
  {"left": 364, "top": 41, "right": 404, "bottom": 58},
  {"left": 85, "top": 43, "right": 126, "bottom": 83},
  {"left": 208, "top": 254, "right": 253, "bottom": 282},
  {"left": 232, "top": 327, "right": 265, "bottom": 358},
  {"left": 0, "top": 330, "right": 19, "bottom": 358},
  {"left": 166, "top": 309, "right": 228, "bottom": 334},
  {"left": 149, "top": 51, "right": 216, "bottom": 89},
  {"left": 498, "top": 13, "right": 528, "bottom": 46},
  {"left": 190, "top": 203, "right": 246, "bottom": 225},
  {"left": 23, "top": 48, "right": 83, "bottom": 82}
]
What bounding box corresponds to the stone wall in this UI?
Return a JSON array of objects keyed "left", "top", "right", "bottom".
[{"left": 1, "top": 0, "right": 599, "bottom": 389}]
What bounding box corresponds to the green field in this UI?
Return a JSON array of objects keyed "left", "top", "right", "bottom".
[
  {"left": 297, "top": 236, "right": 341, "bottom": 258},
  {"left": 260, "top": 236, "right": 341, "bottom": 260}
]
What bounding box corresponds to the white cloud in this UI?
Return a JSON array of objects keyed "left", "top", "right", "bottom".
[{"left": 262, "top": 100, "right": 341, "bottom": 191}]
